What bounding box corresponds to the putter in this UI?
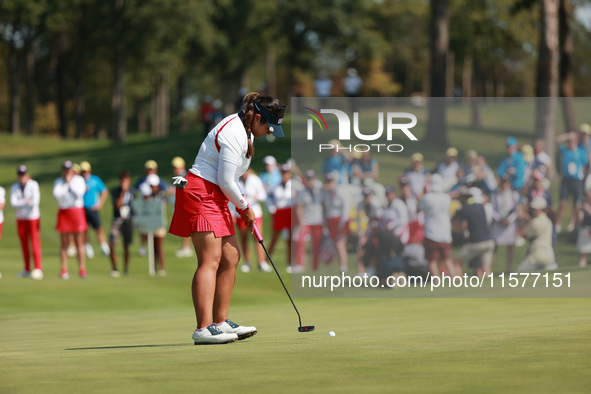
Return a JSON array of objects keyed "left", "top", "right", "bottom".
[{"left": 253, "top": 226, "right": 315, "bottom": 333}]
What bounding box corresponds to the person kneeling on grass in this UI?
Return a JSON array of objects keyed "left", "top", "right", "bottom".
[{"left": 516, "top": 197, "right": 557, "bottom": 273}]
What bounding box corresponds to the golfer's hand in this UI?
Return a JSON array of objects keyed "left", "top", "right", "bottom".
[
  {"left": 240, "top": 207, "right": 256, "bottom": 231},
  {"left": 172, "top": 176, "right": 188, "bottom": 189}
]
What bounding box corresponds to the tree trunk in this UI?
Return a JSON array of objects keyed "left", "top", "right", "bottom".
[
  {"left": 56, "top": 49, "right": 68, "bottom": 138},
  {"left": 74, "top": 51, "right": 85, "bottom": 139},
  {"left": 176, "top": 74, "right": 187, "bottom": 132},
  {"left": 426, "top": 0, "right": 449, "bottom": 147},
  {"left": 462, "top": 54, "right": 472, "bottom": 101},
  {"left": 24, "top": 43, "right": 35, "bottom": 136},
  {"left": 558, "top": 0, "right": 576, "bottom": 132},
  {"left": 266, "top": 44, "right": 277, "bottom": 97},
  {"left": 404, "top": 61, "right": 414, "bottom": 96},
  {"left": 111, "top": 51, "right": 126, "bottom": 142},
  {"left": 471, "top": 59, "right": 482, "bottom": 128},
  {"left": 446, "top": 50, "right": 454, "bottom": 97},
  {"left": 151, "top": 76, "right": 169, "bottom": 138},
  {"left": 8, "top": 47, "right": 22, "bottom": 135},
  {"left": 136, "top": 100, "right": 147, "bottom": 134},
  {"left": 535, "top": 0, "right": 560, "bottom": 177}
]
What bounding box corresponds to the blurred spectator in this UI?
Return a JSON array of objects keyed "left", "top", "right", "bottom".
[
  {"left": 322, "top": 140, "right": 351, "bottom": 184},
  {"left": 0, "top": 186, "right": 4, "bottom": 242},
  {"left": 382, "top": 185, "right": 409, "bottom": 244},
  {"left": 399, "top": 176, "right": 424, "bottom": 244},
  {"left": 366, "top": 230, "right": 405, "bottom": 285},
  {"left": 295, "top": 169, "right": 324, "bottom": 272},
  {"left": 437, "top": 147, "right": 460, "bottom": 181},
  {"left": 80, "top": 161, "right": 110, "bottom": 258},
  {"left": 260, "top": 155, "right": 281, "bottom": 191},
  {"left": 53, "top": 160, "right": 88, "bottom": 279},
  {"left": 497, "top": 136, "right": 526, "bottom": 190},
  {"left": 135, "top": 159, "right": 168, "bottom": 256},
  {"left": 351, "top": 151, "right": 379, "bottom": 183},
  {"left": 452, "top": 187, "right": 495, "bottom": 278},
  {"left": 517, "top": 197, "right": 556, "bottom": 272},
  {"left": 524, "top": 170, "right": 554, "bottom": 217},
  {"left": 521, "top": 144, "right": 535, "bottom": 188},
  {"left": 577, "top": 188, "right": 591, "bottom": 268},
  {"left": 402, "top": 243, "right": 429, "bottom": 281},
  {"left": 343, "top": 68, "right": 363, "bottom": 97},
  {"left": 109, "top": 170, "right": 134, "bottom": 277},
  {"left": 322, "top": 172, "right": 351, "bottom": 273},
  {"left": 356, "top": 187, "right": 383, "bottom": 275},
  {"left": 267, "top": 164, "right": 293, "bottom": 272},
  {"left": 10, "top": 165, "right": 43, "bottom": 280},
  {"left": 405, "top": 153, "right": 429, "bottom": 197},
  {"left": 141, "top": 174, "right": 168, "bottom": 276},
  {"left": 532, "top": 139, "right": 552, "bottom": 182},
  {"left": 418, "top": 174, "right": 455, "bottom": 277},
  {"left": 171, "top": 157, "right": 193, "bottom": 258},
  {"left": 314, "top": 72, "right": 332, "bottom": 98},
  {"left": 200, "top": 94, "right": 216, "bottom": 139},
  {"left": 234, "top": 169, "right": 271, "bottom": 273},
  {"left": 235, "top": 87, "right": 248, "bottom": 112},
  {"left": 211, "top": 99, "right": 225, "bottom": 126},
  {"left": 491, "top": 176, "right": 520, "bottom": 272},
  {"left": 578, "top": 123, "right": 591, "bottom": 159},
  {"left": 555, "top": 131, "right": 588, "bottom": 233}
]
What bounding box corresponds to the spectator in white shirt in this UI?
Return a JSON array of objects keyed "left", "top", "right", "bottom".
[
  {"left": 53, "top": 160, "right": 88, "bottom": 279},
  {"left": 10, "top": 165, "right": 43, "bottom": 279}
]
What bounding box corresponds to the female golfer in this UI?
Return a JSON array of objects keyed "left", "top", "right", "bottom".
[{"left": 169, "top": 92, "right": 286, "bottom": 345}]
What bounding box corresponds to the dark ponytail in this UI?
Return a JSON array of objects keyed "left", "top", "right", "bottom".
[{"left": 241, "top": 92, "right": 261, "bottom": 159}]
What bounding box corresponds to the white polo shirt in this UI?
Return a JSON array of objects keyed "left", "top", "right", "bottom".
[
  {"left": 53, "top": 175, "right": 87, "bottom": 209},
  {"left": 10, "top": 179, "right": 41, "bottom": 220}
]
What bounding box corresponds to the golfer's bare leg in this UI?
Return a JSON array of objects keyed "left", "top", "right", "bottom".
[
  {"left": 191, "top": 231, "right": 222, "bottom": 329},
  {"left": 213, "top": 235, "right": 240, "bottom": 324},
  {"left": 60, "top": 233, "right": 69, "bottom": 273},
  {"left": 75, "top": 232, "right": 86, "bottom": 271}
]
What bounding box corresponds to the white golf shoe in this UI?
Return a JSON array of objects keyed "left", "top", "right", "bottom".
[
  {"left": 85, "top": 243, "right": 95, "bottom": 258},
  {"left": 217, "top": 319, "right": 257, "bottom": 340},
  {"left": 31, "top": 269, "right": 43, "bottom": 280},
  {"left": 192, "top": 324, "right": 238, "bottom": 345},
  {"left": 258, "top": 261, "right": 272, "bottom": 272}
]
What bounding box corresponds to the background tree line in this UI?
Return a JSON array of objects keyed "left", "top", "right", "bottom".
[{"left": 1, "top": 0, "right": 590, "bottom": 143}]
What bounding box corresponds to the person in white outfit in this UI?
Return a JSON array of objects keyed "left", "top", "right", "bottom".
[
  {"left": 53, "top": 160, "right": 88, "bottom": 279},
  {"left": 10, "top": 165, "right": 43, "bottom": 279}
]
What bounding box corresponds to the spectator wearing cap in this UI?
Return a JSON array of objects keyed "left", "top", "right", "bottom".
[
  {"left": 452, "top": 187, "right": 495, "bottom": 278},
  {"left": 141, "top": 173, "right": 168, "bottom": 275},
  {"left": 134, "top": 160, "right": 168, "bottom": 257},
  {"left": 79, "top": 161, "right": 110, "bottom": 258},
  {"left": 322, "top": 172, "right": 351, "bottom": 273},
  {"left": 399, "top": 176, "right": 424, "bottom": 244},
  {"left": 356, "top": 186, "right": 383, "bottom": 275},
  {"left": 497, "top": 136, "right": 527, "bottom": 190},
  {"left": 418, "top": 174, "right": 456, "bottom": 277},
  {"left": 555, "top": 131, "right": 588, "bottom": 233},
  {"left": 322, "top": 140, "right": 351, "bottom": 185},
  {"left": 233, "top": 168, "right": 271, "bottom": 274},
  {"left": 171, "top": 157, "right": 193, "bottom": 259},
  {"left": 260, "top": 155, "right": 281, "bottom": 191},
  {"left": 490, "top": 175, "right": 521, "bottom": 272},
  {"left": 576, "top": 187, "right": 591, "bottom": 267},
  {"left": 267, "top": 164, "right": 293, "bottom": 271},
  {"left": 517, "top": 197, "right": 556, "bottom": 272},
  {"left": 437, "top": 147, "right": 460, "bottom": 181},
  {"left": 10, "top": 165, "right": 43, "bottom": 279},
  {"left": 382, "top": 185, "right": 409, "bottom": 244},
  {"left": 524, "top": 170, "right": 554, "bottom": 218},
  {"left": 404, "top": 153, "right": 429, "bottom": 197},
  {"left": 108, "top": 170, "right": 134, "bottom": 277},
  {"left": 53, "top": 160, "right": 88, "bottom": 279},
  {"left": 295, "top": 169, "right": 324, "bottom": 272},
  {"left": 521, "top": 144, "right": 535, "bottom": 190}
]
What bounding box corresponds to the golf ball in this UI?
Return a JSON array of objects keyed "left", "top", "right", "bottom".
[{"left": 328, "top": 331, "right": 336, "bottom": 337}]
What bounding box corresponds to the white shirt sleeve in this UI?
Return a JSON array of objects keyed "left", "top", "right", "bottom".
[
  {"left": 10, "top": 183, "right": 26, "bottom": 208},
  {"left": 218, "top": 152, "right": 248, "bottom": 210}
]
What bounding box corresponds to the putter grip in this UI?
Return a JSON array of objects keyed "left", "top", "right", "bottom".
[{"left": 253, "top": 226, "right": 263, "bottom": 242}]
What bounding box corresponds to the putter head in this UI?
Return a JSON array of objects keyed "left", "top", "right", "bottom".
[{"left": 298, "top": 326, "right": 315, "bottom": 332}]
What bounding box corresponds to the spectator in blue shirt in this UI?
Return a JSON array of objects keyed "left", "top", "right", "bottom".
[
  {"left": 260, "top": 155, "right": 282, "bottom": 191},
  {"left": 80, "top": 161, "right": 110, "bottom": 257},
  {"left": 555, "top": 131, "right": 589, "bottom": 233},
  {"left": 497, "top": 137, "right": 527, "bottom": 190},
  {"left": 322, "top": 140, "right": 351, "bottom": 185}
]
